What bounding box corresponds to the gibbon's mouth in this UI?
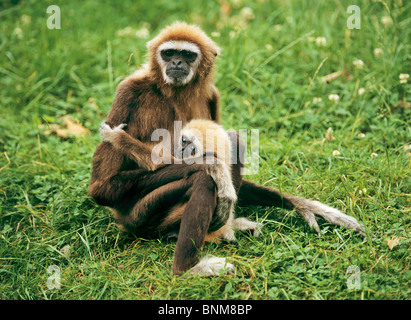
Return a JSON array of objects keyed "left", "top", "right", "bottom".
[{"left": 166, "top": 68, "right": 189, "bottom": 79}]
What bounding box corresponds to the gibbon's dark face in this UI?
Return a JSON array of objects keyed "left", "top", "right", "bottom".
[
  {"left": 157, "top": 41, "right": 202, "bottom": 86},
  {"left": 161, "top": 49, "right": 197, "bottom": 82}
]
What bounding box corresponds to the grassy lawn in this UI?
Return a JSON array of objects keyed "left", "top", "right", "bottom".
[{"left": 0, "top": 0, "right": 410, "bottom": 300}]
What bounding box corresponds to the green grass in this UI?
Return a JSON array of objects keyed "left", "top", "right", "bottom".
[{"left": 0, "top": 0, "right": 410, "bottom": 300}]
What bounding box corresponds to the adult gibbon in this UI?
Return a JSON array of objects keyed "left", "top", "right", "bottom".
[{"left": 89, "top": 22, "right": 364, "bottom": 276}]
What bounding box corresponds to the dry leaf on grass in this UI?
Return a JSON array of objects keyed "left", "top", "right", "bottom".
[
  {"left": 386, "top": 237, "right": 405, "bottom": 250},
  {"left": 321, "top": 70, "right": 344, "bottom": 83},
  {"left": 321, "top": 67, "right": 352, "bottom": 83},
  {"left": 39, "top": 116, "right": 90, "bottom": 138},
  {"left": 62, "top": 116, "right": 90, "bottom": 136}
]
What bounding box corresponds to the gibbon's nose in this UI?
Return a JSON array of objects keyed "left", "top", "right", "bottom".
[{"left": 172, "top": 59, "right": 183, "bottom": 67}]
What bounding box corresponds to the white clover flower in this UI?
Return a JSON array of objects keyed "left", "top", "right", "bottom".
[
  {"left": 381, "top": 16, "right": 393, "bottom": 27},
  {"left": 358, "top": 88, "right": 366, "bottom": 95},
  {"left": 312, "top": 97, "right": 322, "bottom": 104},
  {"left": 135, "top": 27, "right": 150, "bottom": 38},
  {"left": 265, "top": 44, "right": 273, "bottom": 50},
  {"left": 328, "top": 94, "right": 340, "bottom": 102},
  {"left": 13, "top": 27, "right": 23, "bottom": 39},
  {"left": 373, "top": 48, "right": 383, "bottom": 58},
  {"left": 358, "top": 188, "right": 367, "bottom": 195},
  {"left": 399, "top": 73, "right": 409, "bottom": 84},
  {"left": 371, "top": 153, "right": 378, "bottom": 158},
  {"left": 60, "top": 245, "right": 71, "bottom": 258},
  {"left": 332, "top": 150, "right": 341, "bottom": 156},
  {"left": 353, "top": 59, "right": 364, "bottom": 69},
  {"left": 21, "top": 14, "right": 31, "bottom": 25},
  {"left": 240, "top": 7, "right": 254, "bottom": 20},
  {"left": 315, "top": 37, "right": 327, "bottom": 47},
  {"left": 116, "top": 26, "right": 134, "bottom": 37},
  {"left": 358, "top": 133, "right": 366, "bottom": 138},
  {"left": 230, "top": 15, "right": 249, "bottom": 30}
]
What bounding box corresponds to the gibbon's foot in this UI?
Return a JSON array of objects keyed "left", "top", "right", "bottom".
[
  {"left": 221, "top": 226, "right": 237, "bottom": 242},
  {"left": 204, "top": 225, "right": 237, "bottom": 243},
  {"left": 233, "top": 217, "right": 264, "bottom": 237},
  {"left": 204, "top": 219, "right": 263, "bottom": 244},
  {"left": 99, "top": 121, "right": 127, "bottom": 142},
  {"left": 299, "top": 199, "right": 365, "bottom": 236},
  {"left": 188, "top": 256, "right": 235, "bottom": 276}
]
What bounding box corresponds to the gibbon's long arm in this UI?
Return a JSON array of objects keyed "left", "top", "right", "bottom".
[{"left": 100, "top": 122, "right": 177, "bottom": 171}]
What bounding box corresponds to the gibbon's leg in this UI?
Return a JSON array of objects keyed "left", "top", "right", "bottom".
[
  {"left": 172, "top": 170, "right": 218, "bottom": 275},
  {"left": 166, "top": 170, "right": 235, "bottom": 276},
  {"left": 227, "top": 131, "right": 364, "bottom": 234},
  {"left": 238, "top": 178, "right": 364, "bottom": 234},
  {"left": 109, "top": 162, "right": 235, "bottom": 276},
  {"left": 207, "top": 130, "right": 263, "bottom": 240}
]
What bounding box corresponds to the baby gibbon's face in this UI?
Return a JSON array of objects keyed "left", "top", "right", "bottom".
[
  {"left": 177, "top": 120, "right": 231, "bottom": 164},
  {"left": 178, "top": 131, "right": 202, "bottom": 158}
]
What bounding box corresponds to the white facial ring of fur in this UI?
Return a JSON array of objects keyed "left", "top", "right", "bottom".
[{"left": 156, "top": 41, "right": 202, "bottom": 86}]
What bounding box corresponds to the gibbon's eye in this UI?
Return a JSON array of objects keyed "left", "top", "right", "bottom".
[
  {"left": 181, "top": 136, "right": 187, "bottom": 144},
  {"left": 181, "top": 50, "right": 197, "bottom": 60},
  {"left": 190, "top": 145, "right": 196, "bottom": 154},
  {"left": 162, "top": 49, "right": 175, "bottom": 57}
]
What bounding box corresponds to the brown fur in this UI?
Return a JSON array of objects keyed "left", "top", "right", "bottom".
[
  {"left": 89, "top": 22, "right": 365, "bottom": 276},
  {"left": 89, "top": 22, "right": 225, "bottom": 275},
  {"left": 100, "top": 119, "right": 236, "bottom": 243}
]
